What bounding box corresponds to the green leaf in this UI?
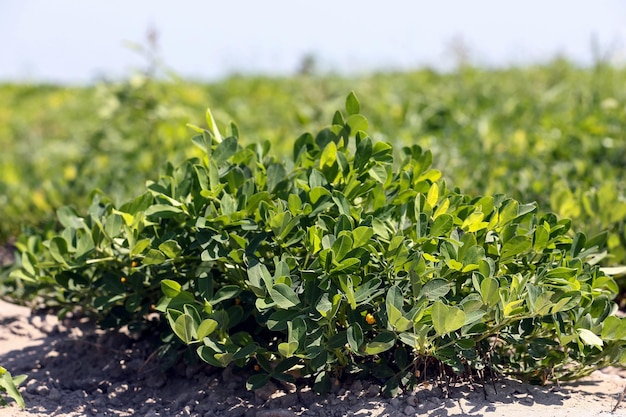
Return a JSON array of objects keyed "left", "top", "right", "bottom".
[
  {"left": 462, "top": 212, "right": 487, "bottom": 232},
  {"left": 75, "top": 231, "right": 95, "bottom": 258},
  {"left": 501, "top": 236, "right": 531, "bottom": 259},
  {"left": 289, "top": 317, "right": 307, "bottom": 346},
  {"left": 270, "top": 284, "right": 300, "bottom": 309},
  {"left": 601, "top": 316, "right": 626, "bottom": 340},
  {"left": 352, "top": 226, "right": 374, "bottom": 247},
  {"left": 196, "top": 319, "right": 218, "bottom": 340},
  {"left": 398, "top": 332, "right": 422, "bottom": 349},
  {"left": 386, "top": 285, "right": 404, "bottom": 311},
  {"left": 364, "top": 332, "right": 395, "bottom": 355},
  {"left": 172, "top": 313, "right": 196, "bottom": 344},
  {"left": 503, "top": 299, "right": 525, "bottom": 317},
  {"left": 431, "top": 301, "right": 466, "bottom": 335},
  {"left": 48, "top": 236, "right": 69, "bottom": 265},
  {"left": 246, "top": 374, "right": 271, "bottom": 391},
  {"left": 56, "top": 206, "right": 82, "bottom": 229},
  {"left": 213, "top": 136, "right": 238, "bottom": 164},
  {"left": 332, "top": 110, "right": 345, "bottom": 126},
  {"left": 387, "top": 303, "right": 413, "bottom": 332},
  {"left": 143, "top": 248, "right": 166, "bottom": 265},
  {"left": 159, "top": 240, "right": 182, "bottom": 259},
  {"left": 354, "top": 137, "right": 372, "bottom": 172},
  {"left": 368, "top": 164, "right": 388, "bottom": 183},
  {"left": 0, "top": 368, "right": 25, "bottom": 408},
  {"left": 288, "top": 193, "right": 302, "bottom": 214},
  {"left": 421, "top": 279, "right": 450, "bottom": 300},
  {"left": 221, "top": 193, "right": 236, "bottom": 215},
  {"left": 354, "top": 277, "right": 383, "bottom": 303},
  {"left": 577, "top": 328, "right": 603, "bottom": 348},
  {"left": 331, "top": 234, "right": 353, "bottom": 262},
  {"left": 316, "top": 293, "right": 333, "bottom": 318},
  {"left": 205, "top": 108, "right": 223, "bottom": 143},
  {"left": 346, "top": 91, "right": 360, "bottom": 115},
  {"left": 215, "top": 352, "right": 234, "bottom": 367},
  {"left": 247, "top": 258, "right": 273, "bottom": 296},
  {"left": 233, "top": 344, "right": 257, "bottom": 360},
  {"left": 430, "top": 214, "right": 453, "bottom": 237},
  {"left": 267, "top": 310, "right": 300, "bottom": 331},
  {"left": 339, "top": 276, "right": 357, "bottom": 310},
  {"left": 144, "top": 204, "right": 184, "bottom": 219},
  {"left": 346, "top": 114, "right": 369, "bottom": 133},
  {"left": 212, "top": 285, "right": 242, "bottom": 304},
  {"left": 320, "top": 141, "right": 338, "bottom": 169},
  {"left": 310, "top": 186, "right": 331, "bottom": 204},
  {"left": 130, "top": 238, "right": 151, "bottom": 256},
  {"left": 161, "top": 279, "right": 182, "bottom": 298},
  {"left": 278, "top": 341, "right": 299, "bottom": 357},
  {"left": 267, "top": 163, "right": 287, "bottom": 194},
  {"left": 426, "top": 183, "right": 439, "bottom": 207},
  {"left": 347, "top": 323, "right": 364, "bottom": 352},
  {"left": 246, "top": 191, "right": 270, "bottom": 212},
  {"left": 480, "top": 277, "right": 500, "bottom": 307},
  {"left": 330, "top": 257, "right": 361, "bottom": 275},
  {"left": 534, "top": 223, "right": 550, "bottom": 251}
]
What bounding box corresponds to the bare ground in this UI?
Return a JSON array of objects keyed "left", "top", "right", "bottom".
[{"left": 0, "top": 299, "right": 625, "bottom": 417}]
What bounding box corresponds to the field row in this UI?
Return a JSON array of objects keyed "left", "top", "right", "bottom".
[{"left": 1, "top": 60, "right": 625, "bottom": 266}]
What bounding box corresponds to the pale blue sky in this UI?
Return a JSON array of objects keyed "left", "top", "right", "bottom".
[{"left": 1, "top": 0, "right": 625, "bottom": 84}]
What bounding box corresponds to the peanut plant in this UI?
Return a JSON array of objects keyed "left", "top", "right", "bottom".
[{"left": 11, "top": 93, "right": 626, "bottom": 396}]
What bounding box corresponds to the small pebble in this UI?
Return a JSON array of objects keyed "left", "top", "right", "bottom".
[
  {"left": 406, "top": 395, "right": 419, "bottom": 406},
  {"left": 25, "top": 380, "right": 39, "bottom": 394},
  {"left": 403, "top": 405, "right": 416, "bottom": 415},
  {"left": 35, "top": 385, "right": 50, "bottom": 396},
  {"left": 366, "top": 384, "right": 380, "bottom": 397},
  {"left": 48, "top": 387, "right": 62, "bottom": 401},
  {"left": 390, "top": 397, "right": 401, "bottom": 409}
]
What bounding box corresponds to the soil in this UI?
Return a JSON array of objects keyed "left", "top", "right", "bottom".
[{"left": 1, "top": 300, "right": 626, "bottom": 416}]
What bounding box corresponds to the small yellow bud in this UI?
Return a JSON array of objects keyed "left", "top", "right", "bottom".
[{"left": 366, "top": 313, "right": 376, "bottom": 325}]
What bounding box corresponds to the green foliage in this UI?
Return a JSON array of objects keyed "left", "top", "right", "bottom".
[
  {"left": 0, "top": 74, "right": 201, "bottom": 241},
  {"left": 2, "top": 61, "right": 626, "bottom": 272},
  {"left": 0, "top": 366, "right": 26, "bottom": 408},
  {"left": 11, "top": 93, "right": 626, "bottom": 395}
]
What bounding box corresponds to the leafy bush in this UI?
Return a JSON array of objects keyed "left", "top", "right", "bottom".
[
  {"left": 2, "top": 62, "right": 626, "bottom": 270},
  {"left": 10, "top": 93, "right": 626, "bottom": 396}
]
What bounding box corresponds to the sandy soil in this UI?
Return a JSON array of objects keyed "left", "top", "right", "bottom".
[{"left": 0, "top": 299, "right": 625, "bottom": 417}]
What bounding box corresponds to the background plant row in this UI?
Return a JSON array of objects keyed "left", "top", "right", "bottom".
[{"left": 1, "top": 60, "right": 625, "bottom": 272}]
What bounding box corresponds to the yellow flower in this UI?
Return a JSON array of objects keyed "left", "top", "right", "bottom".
[{"left": 366, "top": 313, "right": 376, "bottom": 325}]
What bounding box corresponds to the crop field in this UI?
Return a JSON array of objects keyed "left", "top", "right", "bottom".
[
  {"left": 2, "top": 59, "right": 626, "bottom": 408},
  {"left": 1, "top": 60, "right": 625, "bottom": 267}
]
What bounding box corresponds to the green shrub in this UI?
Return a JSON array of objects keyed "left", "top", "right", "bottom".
[{"left": 11, "top": 93, "right": 626, "bottom": 396}]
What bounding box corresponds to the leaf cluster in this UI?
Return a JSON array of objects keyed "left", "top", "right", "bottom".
[
  {"left": 10, "top": 92, "right": 626, "bottom": 395},
  {"left": 0, "top": 366, "right": 25, "bottom": 408}
]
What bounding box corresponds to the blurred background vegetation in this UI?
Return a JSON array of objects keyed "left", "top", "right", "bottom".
[{"left": 1, "top": 58, "right": 625, "bottom": 278}]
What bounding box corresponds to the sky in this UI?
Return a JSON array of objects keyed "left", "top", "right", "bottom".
[{"left": 1, "top": 0, "right": 625, "bottom": 84}]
